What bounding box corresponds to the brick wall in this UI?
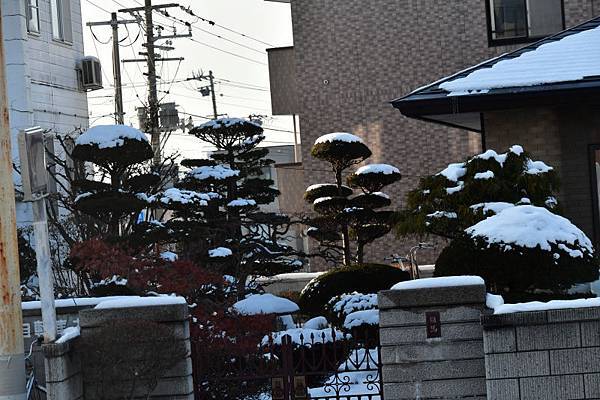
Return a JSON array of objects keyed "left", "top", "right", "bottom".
[
  {"left": 484, "top": 106, "right": 600, "bottom": 242},
  {"left": 287, "top": 0, "right": 597, "bottom": 266},
  {"left": 378, "top": 283, "right": 488, "bottom": 399},
  {"left": 482, "top": 307, "right": 600, "bottom": 400}
]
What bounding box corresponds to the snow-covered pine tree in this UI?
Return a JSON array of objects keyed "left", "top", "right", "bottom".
[
  {"left": 177, "top": 118, "right": 302, "bottom": 297},
  {"left": 71, "top": 125, "right": 158, "bottom": 238},
  {"left": 395, "top": 145, "right": 560, "bottom": 240},
  {"left": 305, "top": 132, "right": 401, "bottom": 265}
]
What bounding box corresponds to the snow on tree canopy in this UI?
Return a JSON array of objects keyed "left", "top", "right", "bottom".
[
  {"left": 76, "top": 125, "right": 148, "bottom": 149},
  {"left": 466, "top": 205, "right": 594, "bottom": 257},
  {"left": 233, "top": 293, "right": 299, "bottom": 315},
  {"left": 188, "top": 165, "right": 240, "bottom": 180},
  {"left": 439, "top": 25, "right": 600, "bottom": 95},
  {"left": 391, "top": 276, "right": 485, "bottom": 290},
  {"left": 344, "top": 309, "right": 379, "bottom": 329},
  {"left": 526, "top": 159, "right": 553, "bottom": 175},
  {"left": 227, "top": 198, "right": 257, "bottom": 207},
  {"left": 198, "top": 117, "right": 261, "bottom": 129},
  {"left": 354, "top": 164, "right": 400, "bottom": 176},
  {"left": 470, "top": 202, "right": 515, "bottom": 215},
  {"left": 314, "top": 132, "right": 364, "bottom": 145},
  {"left": 208, "top": 247, "right": 233, "bottom": 258},
  {"left": 156, "top": 188, "right": 210, "bottom": 206},
  {"left": 438, "top": 163, "right": 467, "bottom": 182},
  {"left": 474, "top": 170, "right": 494, "bottom": 180},
  {"left": 330, "top": 292, "right": 378, "bottom": 316},
  {"left": 160, "top": 251, "right": 178, "bottom": 262}
]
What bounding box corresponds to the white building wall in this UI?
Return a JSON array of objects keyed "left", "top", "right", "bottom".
[{"left": 2, "top": 0, "right": 89, "bottom": 224}]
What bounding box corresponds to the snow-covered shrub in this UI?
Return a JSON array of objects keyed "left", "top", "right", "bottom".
[
  {"left": 326, "top": 292, "right": 379, "bottom": 345},
  {"left": 396, "top": 145, "right": 559, "bottom": 240},
  {"left": 435, "top": 205, "right": 599, "bottom": 302},
  {"left": 306, "top": 132, "right": 401, "bottom": 265},
  {"left": 299, "top": 264, "right": 408, "bottom": 315},
  {"left": 326, "top": 292, "right": 377, "bottom": 326}
]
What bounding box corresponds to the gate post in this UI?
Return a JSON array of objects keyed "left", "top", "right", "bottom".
[{"left": 281, "top": 335, "right": 294, "bottom": 400}]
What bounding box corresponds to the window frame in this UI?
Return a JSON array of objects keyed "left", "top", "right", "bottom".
[
  {"left": 485, "top": 0, "right": 566, "bottom": 47},
  {"left": 25, "top": 0, "right": 40, "bottom": 34},
  {"left": 50, "top": 0, "right": 73, "bottom": 44}
]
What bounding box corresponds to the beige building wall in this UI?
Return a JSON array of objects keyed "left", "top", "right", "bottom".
[{"left": 271, "top": 0, "right": 597, "bottom": 267}]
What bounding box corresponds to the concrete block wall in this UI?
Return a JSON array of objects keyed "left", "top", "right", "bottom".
[
  {"left": 43, "top": 339, "right": 83, "bottom": 400},
  {"left": 378, "top": 283, "right": 488, "bottom": 399},
  {"left": 482, "top": 306, "right": 600, "bottom": 400},
  {"left": 77, "top": 303, "right": 194, "bottom": 400}
]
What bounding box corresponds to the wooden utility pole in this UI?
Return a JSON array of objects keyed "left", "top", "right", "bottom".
[
  {"left": 87, "top": 13, "right": 139, "bottom": 125},
  {"left": 119, "top": 1, "right": 191, "bottom": 165},
  {"left": 0, "top": 4, "right": 27, "bottom": 398},
  {"left": 209, "top": 70, "right": 218, "bottom": 119}
]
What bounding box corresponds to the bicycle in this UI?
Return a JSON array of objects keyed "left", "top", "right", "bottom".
[
  {"left": 386, "top": 242, "right": 435, "bottom": 280},
  {"left": 25, "top": 336, "right": 47, "bottom": 400}
]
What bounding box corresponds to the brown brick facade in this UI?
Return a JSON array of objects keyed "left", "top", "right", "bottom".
[
  {"left": 485, "top": 106, "right": 600, "bottom": 242},
  {"left": 283, "top": 0, "right": 597, "bottom": 267}
]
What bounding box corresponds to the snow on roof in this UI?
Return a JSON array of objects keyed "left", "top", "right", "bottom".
[
  {"left": 491, "top": 297, "right": 600, "bottom": 314},
  {"left": 466, "top": 205, "right": 594, "bottom": 255},
  {"left": 355, "top": 164, "right": 400, "bottom": 176},
  {"left": 391, "top": 276, "right": 485, "bottom": 290},
  {"left": 188, "top": 165, "right": 240, "bottom": 180},
  {"left": 314, "top": 132, "right": 364, "bottom": 145},
  {"left": 233, "top": 293, "right": 299, "bottom": 315},
  {"left": 439, "top": 25, "right": 600, "bottom": 96},
  {"left": 76, "top": 125, "right": 148, "bottom": 149},
  {"left": 93, "top": 296, "right": 187, "bottom": 310},
  {"left": 227, "top": 198, "right": 257, "bottom": 207},
  {"left": 344, "top": 309, "right": 379, "bottom": 329},
  {"left": 438, "top": 163, "right": 466, "bottom": 182},
  {"left": 198, "top": 117, "right": 261, "bottom": 129},
  {"left": 208, "top": 247, "right": 233, "bottom": 258}
]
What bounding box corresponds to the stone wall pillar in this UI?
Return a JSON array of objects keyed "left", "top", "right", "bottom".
[
  {"left": 43, "top": 339, "right": 83, "bottom": 400},
  {"left": 378, "top": 283, "right": 488, "bottom": 399}
]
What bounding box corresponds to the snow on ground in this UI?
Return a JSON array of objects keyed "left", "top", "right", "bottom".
[
  {"left": 76, "top": 125, "right": 148, "bottom": 149},
  {"left": 466, "top": 205, "right": 594, "bottom": 256},
  {"left": 344, "top": 309, "right": 379, "bottom": 329},
  {"left": 208, "top": 247, "right": 233, "bottom": 258},
  {"left": 198, "top": 117, "right": 261, "bottom": 129},
  {"left": 355, "top": 164, "right": 400, "bottom": 176},
  {"left": 94, "top": 296, "right": 186, "bottom": 310},
  {"left": 391, "top": 276, "right": 485, "bottom": 290},
  {"left": 439, "top": 25, "right": 600, "bottom": 95},
  {"left": 56, "top": 326, "right": 80, "bottom": 344},
  {"left": 188, "top": 165, "right": 240, "bottom": 180},
  {"left": 309, "top": 348, "right": 381, "bottom": 400},
  {"left": 491, "top": 297, "right": 600, "bottom": 314},
  {"left": 233, "top": 293, "right": 299, "bottom": 316},
  {"left": 315, "top": 132, "right": 364, "bottom": 144}
]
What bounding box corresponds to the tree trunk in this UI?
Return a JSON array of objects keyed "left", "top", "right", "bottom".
[
  {"left": 335, "top": 168, "right": 351, "bottom": 266},
  {"left": 357, "top": 242, "right": 364, "bottom": 265}
]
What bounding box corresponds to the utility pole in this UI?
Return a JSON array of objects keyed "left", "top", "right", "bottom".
[
  {"left": 0, "top": 4, "right": 27, "bottom": 399},
  {"left": 87, "top": 14, "right": 139, "bottom": 125},
  {"left": 120, "top": 1, "right": 191, "bottom": 165},
  {"left": 188, "top": 70, "right": 219, "bottom": 119},
  {"left": 209, "top": 70, "right": 217, "bottom": 119}
]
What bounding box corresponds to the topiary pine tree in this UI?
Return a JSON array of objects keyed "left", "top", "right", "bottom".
[
  {"left": 305, "top": 132, "right": 401, "bottom": 265},
  {"left": 172, "top": 118, "right": 303, "bottom": 298},
  {"left": 395, "top": 145, "right": 560, "bottom": 240}
]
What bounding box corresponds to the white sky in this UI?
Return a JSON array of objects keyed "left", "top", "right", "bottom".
[{"left": 80, "top": 0, "right": 294, "bottom": 159}]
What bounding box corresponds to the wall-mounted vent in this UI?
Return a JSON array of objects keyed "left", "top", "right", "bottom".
[{"left": 79, "top": 56, "right": 103, "bottom": 91}]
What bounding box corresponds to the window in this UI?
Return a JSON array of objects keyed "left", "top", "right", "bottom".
[
  {"left": 487, "top": 0, "right": 564, "bottom": 45},
  {"left": 25, "top": 0, "right": 40, "bottom": 33},
  {"left": 50, "top": 0, "right": 73, "bottom": 43}
]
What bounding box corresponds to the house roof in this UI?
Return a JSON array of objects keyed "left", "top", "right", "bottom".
[{"left": 392, "top": 17, "right": 600, "bottom": 132}]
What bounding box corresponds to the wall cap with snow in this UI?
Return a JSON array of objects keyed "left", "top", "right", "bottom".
[
  {"left": 379, "top": 276, "right": 486, "bottom": 309},
  {"left": 482, "top": 299, "right": 600, "bottom": 327},
  {"left": 79, "top": 300, "right": 189, "bottom": 328}
]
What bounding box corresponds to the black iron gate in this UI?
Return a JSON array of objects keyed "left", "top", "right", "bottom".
[{"left": 192, "top": 328, "right": 384, "bottom": 400}]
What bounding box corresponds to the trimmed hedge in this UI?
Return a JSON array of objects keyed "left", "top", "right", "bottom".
[{"left": 298, "top": 264, "right": 410, "bottom": 315}]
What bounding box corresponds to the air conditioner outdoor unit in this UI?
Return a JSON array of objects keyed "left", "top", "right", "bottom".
[{"left": 79, "top": 56, "right": 103, "bottom": 91}]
